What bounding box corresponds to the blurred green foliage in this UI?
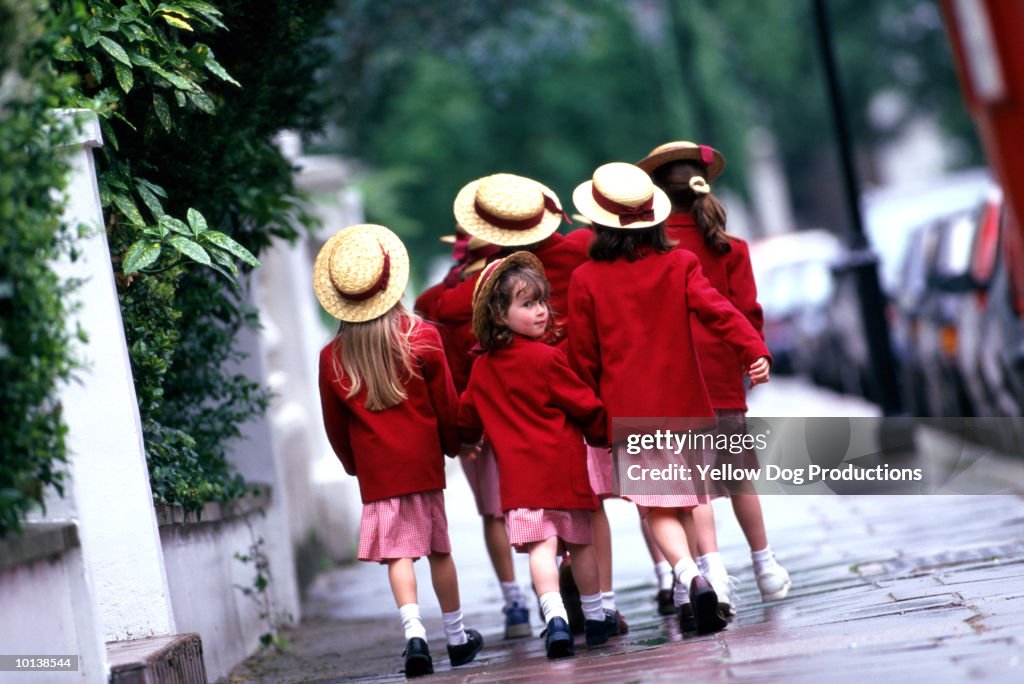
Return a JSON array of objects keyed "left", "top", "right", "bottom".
[
  {"left": 320, "top": 0, "right": 979, "bottom": 278},
  {"left": 0, "top": 0, "right": 77, "bottom": 537}
]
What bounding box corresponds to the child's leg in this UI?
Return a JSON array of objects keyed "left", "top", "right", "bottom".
[
  {"left": 427, "top": 551, "right": 460, "bottom": 613},
  {"left": 688, "top": 504, "right": 736, "bottom": 615},
  {"left": 731, "top": 494, "right": 768, "bottom": 551},
  {"left": 428, "top": 551, "right": 476, "bottom": 648},
  {"left": 645, "top": 508, "right": 700, "bottom": 605},
  {"left": 483, "top": 515, "right": 516, "bottom": 582},
  {"left": 387, "top": 558, "right": 426, "bottom": 643},
  {"left": 679, "top": 508, "right": 700, "bottom": 559},
  {"left": 592, "top": 503, "right": 613, "bottom": 594}
]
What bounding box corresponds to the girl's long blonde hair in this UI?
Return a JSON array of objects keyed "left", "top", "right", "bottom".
[{"left": 329, "top": 303, "right": 424, "bottom": 411}]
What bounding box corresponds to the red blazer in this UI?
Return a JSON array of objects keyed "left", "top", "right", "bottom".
[
  {"left": 419, "top": 270, "right": 484, "bottom": 393},
  {"left": 458, "top": 335, "right": 605, "bottom": 512},
  {"left": 567, "top": 248, "right": 770, "bottom": 437},
  {"left": 667, "top": 213, "right": 765, "bottom": 410},
  {"left": 318, "top": 320, "right": 460, "bottom": 504}
]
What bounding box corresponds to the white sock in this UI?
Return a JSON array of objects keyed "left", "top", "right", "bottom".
[
  {"left": 699, "top": 551, "right": 727, "bottom": 578},
  {"left": 752, "top": 546, "right": 775, "bottom": 573},
  {"left": 672, "top": 559, "right": 699, "bottom": 607},
  {"left": 442, "top": 609, "right": 468, "bottom": 646},
  {"left": 399, "top": 603, "right": 427, "bottom": 641},
  {"left": 655, "top": 561, "right": 674, "bottom": 590},
  {"left": 580, "top": 592, "right": 604, "bottom": 621},
  {"left": 500, "top": 581, "right": 524, "bottom": 609},
  {"left": 601, "top": 591, "right": 617, "bottom": 612},
  {"left": 539, "top": 591, "right": 568, "bottom": 623}
]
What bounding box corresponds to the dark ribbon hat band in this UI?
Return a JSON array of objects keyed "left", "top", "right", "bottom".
[
  {"left": 340, "top": 244, "right": 391, "bottom": 302},
  {"left": 474, "top": 194, "right": 569, "bottom": 231},
  {"left": 591, "top": 186, "right": 655, "bottom": 226}
]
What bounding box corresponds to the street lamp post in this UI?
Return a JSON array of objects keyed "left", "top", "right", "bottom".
[{"left": 812, "top": 0, "right": 904, "bottom": 416}]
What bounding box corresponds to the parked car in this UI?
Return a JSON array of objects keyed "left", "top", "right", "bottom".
[{"left": 750, "top": 230, "right": 845, "bottom": 382}]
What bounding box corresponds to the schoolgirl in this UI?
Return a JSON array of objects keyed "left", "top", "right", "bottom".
[
  {"left": 458, "top": 252, "right": 614, "bottom": 658},
  {"left": 315, "top": 225, "right": 482, "bottom": 678},
  {"left": 638, "top": 141, "right": 792, "bottom": 607},
  {"left": 567, "top": 162, "right": 772, "bottom": 635}
]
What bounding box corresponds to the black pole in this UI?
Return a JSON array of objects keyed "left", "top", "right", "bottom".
[{"left": 812, "top": 0, "right": 904, "bottom": 415}]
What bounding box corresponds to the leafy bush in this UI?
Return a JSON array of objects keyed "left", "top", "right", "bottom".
[
  {"left": 0, "top": 0, "right": 77, "bottom": 536},
  {"left": 51, "top": 0, "right": 332, "bottom": 512}
]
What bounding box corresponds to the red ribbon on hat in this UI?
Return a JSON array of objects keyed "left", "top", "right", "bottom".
[
  {"left": 699, "top": 145, "right": 715, "bottom": 167},
  {"left": 444, "top": 242, "right": 502, "bottom": 287},
  {"left": 474, "top": 194, "right": 568, "bottom": 231},
  {"left": 340, "top": 245, "right": 391, "bottom": 301},
  {"left": 591, "top": 186, "right": 655, "bottom": 226},
  {"left": 450, "top": 234, "right": 470, "bottom": 262}
]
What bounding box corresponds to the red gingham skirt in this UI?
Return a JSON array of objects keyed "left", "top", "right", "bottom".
[
  {"left": 587, "top": 445, "right": 614, "bottom": 498},
  {"left": 612, "top": 441, "right": 708, "bottom": 514},
  {"left": 357, "top": 490, "right": 452, "bottom": 563},
  {"left": 461, "top": 439, "right": 504, "bottom": 519},
  {"left": 505, "top": 508, "right": 593, "bottom": 551}
]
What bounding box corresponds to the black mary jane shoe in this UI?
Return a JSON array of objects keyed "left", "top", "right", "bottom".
[
  {"left": 690, "top": 576, "right": 728, "bottom": 635},
  {"left": 403, "top": 637, "right": 433, "bottom": 678},
  {"left": 678, "top": 602, "right": 696, "bottom": 632},
  {"left": 447, "top": 628, "right": 484, "bottom": 667}
]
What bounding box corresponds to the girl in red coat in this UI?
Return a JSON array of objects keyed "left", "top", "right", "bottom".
[
  {"left": 639, "top": 141, "right": 792, "bottom": 609},
  {"left": 568, "top": 162, "right": 772, "bottom": 635},
  {"left": 458, "top": 252, "right": 614, "bottom": 659},
  {"left": 315, "top": 224, "right": 482, "bottom": 678}
]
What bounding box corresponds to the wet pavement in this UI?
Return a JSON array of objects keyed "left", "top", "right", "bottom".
[{"left": 226, "top": 379, "right": 1024, "bottom": 683}]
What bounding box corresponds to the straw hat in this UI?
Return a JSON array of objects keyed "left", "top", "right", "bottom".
[
  {"left": 471, "top": 251, "right": 545, "bottom": 344},
  {"left": 636, "top": 141, "right": 726, "bottom": 181},
  {"left": 572, "top": 162, "right": 671, "bottom": 230},
  {"left": 313, "top": 224, "right": 409, "bottom": 322},
  {"left": 453, "top": 173, "right": 566, "bottom": 247}
]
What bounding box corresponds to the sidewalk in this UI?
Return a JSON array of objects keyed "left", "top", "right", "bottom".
[{"left": 227, "top": 379, "right": 1024, "bottom": 683}]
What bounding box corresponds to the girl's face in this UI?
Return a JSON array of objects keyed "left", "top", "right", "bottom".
[{"left": 503, "top": 286, "right": 549, "bottom": 339}]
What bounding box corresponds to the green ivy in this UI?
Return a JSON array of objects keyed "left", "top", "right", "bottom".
[
  {"left": 0, "top": 0, "right": 77, "bottom": 537},
  {"left": 48, "top": 0, "right": 332, "bottom": 513}
]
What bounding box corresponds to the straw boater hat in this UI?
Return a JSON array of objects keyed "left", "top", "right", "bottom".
[
  {"left": 453, "top": 173, "right": 568, "bottom": 247},
  {"left": 313, "top": 224, "right": 409, "bottom": 323},
  {"left": 471, "top": 251, "right": 545, "bottom": 344},
  {"left": 636, "top": 141, "right": 726, "bottom": 181},
  {"left": 572, "top": 162, "right": 672, "bottom": 230}
]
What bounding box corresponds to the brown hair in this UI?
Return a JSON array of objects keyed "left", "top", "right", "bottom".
[
  {"left": 476, "top": 265, "right": 554, "bottom": 351},
  {"left": 588, "top": 223, "right": 674, "bottom": 262},
  {"left": 652, "top": 161, "right": 732, "bottom": 256},
  {"left": 329, "top": 303, "right": 429, "bottom": 411}
]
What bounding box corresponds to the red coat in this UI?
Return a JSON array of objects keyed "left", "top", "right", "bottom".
[
  {"left": 567, "top": 248, "right": 770, "bottom": 437},
  {"left": 318, "top": 320, "right": 460, "bottom": 504},
  {"left": 458, "top": 335, "right": 605, "bottom": 512},
  {"left": 667, "top": 213, "right": 765, "bottom": 410},
  {"left": 418, "top": 270, "right": 484, "bottom": 393}
]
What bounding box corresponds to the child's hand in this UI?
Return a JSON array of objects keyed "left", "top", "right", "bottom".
[
  {"left": 747, "top": 356, "right": 771, "bottom": 386},
  {"left": 459, "top": 443, "right": 481, "bottom": 461}
]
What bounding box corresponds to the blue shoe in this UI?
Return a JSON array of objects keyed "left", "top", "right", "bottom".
[
  {"left": 544, "top": 617, "right": 575, "bottom": 658},
  {"left": 504, "top": 602, "right": 531, "bottom": 639}
]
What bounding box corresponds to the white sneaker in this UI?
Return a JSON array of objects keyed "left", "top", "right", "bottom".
[
  {"left": 755, "top": 560, "right": 791, "bottom": 601},
  {"left": 706, "top": 572, "right": 739, "bottom": 617}
]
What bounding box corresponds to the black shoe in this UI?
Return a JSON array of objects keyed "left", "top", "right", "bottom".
[
  {"left": 558, "top": 564, "right": 585, "bottom": 635},
  {"left": 584, "top": 616, "right": 611, "bottom": 647},
  {"left": 544, "top": 617, "right": 575, "bottom": 658},
  {"left": 656, "top": 588, "right": 676, "bottom": 616},
  {"left": 447, "top": 628, "right": 483, "bottom": 667},
  {"left": 402, "top": 637, "right": 433, "bottom": 678},
  {"left": 690, "top": 576, "right": 728, "bottom": 635},
  {"left": 603, "top": 608, "right": 629, "bottom": 636},
  {"left": 678, "top": 603, "right": 696, "bottom": 632}
]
